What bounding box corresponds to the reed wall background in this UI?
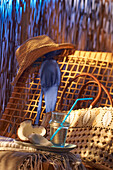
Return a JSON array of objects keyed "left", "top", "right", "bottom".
[{"left": 0, "top": 0, "right": 113, "bottom": 113}]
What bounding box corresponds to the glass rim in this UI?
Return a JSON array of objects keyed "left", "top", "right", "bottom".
[{"left": 52, "top": 111, "right": 68, "bottom": 115}]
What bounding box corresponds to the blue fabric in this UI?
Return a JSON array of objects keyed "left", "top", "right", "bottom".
[{"left": 35, "top": 59, "right": 61, "bottom": 124}]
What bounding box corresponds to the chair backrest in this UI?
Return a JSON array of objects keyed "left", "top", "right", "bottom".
[{"left": 0, "top": 50, "right": 113, "bottom": 138}]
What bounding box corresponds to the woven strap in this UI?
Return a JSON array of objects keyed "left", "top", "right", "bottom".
[
  {"left": 60, "top": 73, "right": 101, "bottom": 110},
  {"left": 77, "top": 81, "right": 113, "bottom": 108}
]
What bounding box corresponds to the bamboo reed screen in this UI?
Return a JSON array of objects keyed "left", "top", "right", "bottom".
[
  {"left": 0, "top": 50, "right": 113, "bottom": 138},
  {"left": 1, "top": 0, "right": 113, "bottom": 115}
]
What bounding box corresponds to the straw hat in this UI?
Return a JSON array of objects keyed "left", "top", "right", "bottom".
[{"left": 12, "top": 35, "right": 75, "bottom": 85}]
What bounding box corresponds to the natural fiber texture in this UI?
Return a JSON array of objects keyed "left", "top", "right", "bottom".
[
  {"left": 77, "top": 81, "right": 113, "bottom": 109},
  {"left": 59, "top": 75, "right": 113, "bottom": 170},
  {"left": 44, "top": 109, "right": 113, "bottom": 170},
  {"left": 59, "top": 73, "right": 102, "bottom": 109},
  {"left": 0, "top": 150, "right": 86, "bottom": 170},
  {"left": 12, "top": 35, "right": 75, "bottom": 85},
  {"left": 1, "top": 0, "right": 113, "bottom": 114},
  {"left": 0, "top": 50, "right": 113, "bottom": 138},
  {"left": 0, "top": 50, "right": 113, "bottom": 170},
  {"left": 0, "top": 151, "right": 37, "bottom": 170},
  {"left": 0, "top": 137, "right": 86, "bottom": 170},
  {"left": 41, "top": 73, "right": 113, "bottom": 170}
]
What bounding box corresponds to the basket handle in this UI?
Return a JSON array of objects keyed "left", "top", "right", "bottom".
[
  {"left": 77, "top": 81, "right": 113, "bottom": 108},
  {"left": 60, "top": 73, "right": 101, "bottom": 110}
]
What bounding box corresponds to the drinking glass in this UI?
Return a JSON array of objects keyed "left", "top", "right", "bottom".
[{"left": 49, "top": 112, "right": 70, "bottom": 147}]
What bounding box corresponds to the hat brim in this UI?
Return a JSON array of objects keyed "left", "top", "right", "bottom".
[{"left": 12, "top": 43, "right": 75, "bottom": 85}]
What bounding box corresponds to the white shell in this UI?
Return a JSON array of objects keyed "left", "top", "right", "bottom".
[
  {"left": 28, "top": 133, "right": 52, "bottom": 146},
  {"left": 82, "top": 110, "right": 91, "bottom": 125},
  {"left": 102, "top": 111, "right": 112, "bottom": 127}
]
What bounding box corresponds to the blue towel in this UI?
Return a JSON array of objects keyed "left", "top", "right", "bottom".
[{"left": 35, "top": 59, "right": 61, "bottom": 124}]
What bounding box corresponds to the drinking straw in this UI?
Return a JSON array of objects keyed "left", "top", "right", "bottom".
[{"left": 50, "top": 97, "right": 93, "bottom": 141}]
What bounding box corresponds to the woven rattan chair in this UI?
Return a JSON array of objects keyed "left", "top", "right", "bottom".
[{"left": 0, "top": 50, "right": 113, "bottom": 169}]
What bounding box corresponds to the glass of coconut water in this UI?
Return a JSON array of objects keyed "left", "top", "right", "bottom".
[{"left": 49, "top": 112, "right": 70, "bottom": 147}]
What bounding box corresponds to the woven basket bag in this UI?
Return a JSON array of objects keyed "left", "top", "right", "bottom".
[
  {"left": 0, "top": 50, "right": 113, "bottom": 169},
  {"left": 59, "top": 73, "right": 113, "bottom": 170}
]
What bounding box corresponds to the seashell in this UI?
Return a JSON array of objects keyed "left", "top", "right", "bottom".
[
  {"left": 82, "top": 110, "right": 91, "bottom": 125},
  {"left": 102, "top": 111, "right": 112, "bottom": 127},
  {"left": 28, "top": 133, "right": 53, "bottom": 146}
]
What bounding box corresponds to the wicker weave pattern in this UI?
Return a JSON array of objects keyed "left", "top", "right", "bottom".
[
  {"left": 0, "top": 50, "right": 113, "bottom": 139},
  {"left": 1, "top": 0, "right": 113, "bottom": 114},
  {"left": 67, "top": 126, "right": 113, "bottom": 170},
  {"left": 43, "top": 106, "right": 113, "bottom": 170}
]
